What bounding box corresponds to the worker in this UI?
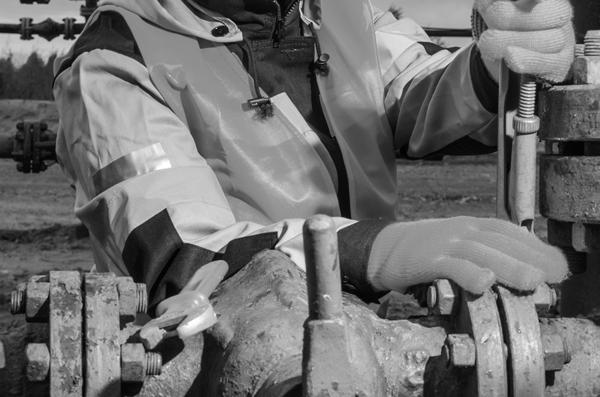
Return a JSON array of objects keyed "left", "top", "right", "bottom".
[{"left": 53, "top": 0, "right": 574, "bottom": 317}]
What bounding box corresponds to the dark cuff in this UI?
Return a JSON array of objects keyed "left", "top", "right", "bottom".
[
  {"left": 470, "top": 46, "right": 499, "bottom": 114},
  {"left": 122, "top": 209, "right": 278, "bottom": 316},
  {"left": 337, "top": 219, "right": 394, "bottom": 303}
]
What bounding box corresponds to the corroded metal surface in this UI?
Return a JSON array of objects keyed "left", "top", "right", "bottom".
[
  {"left": 443, "top": 334, "right": 476, "bottom": 368},
  {"left": 4, "top": 253, "right": 600, "bottom": 396},
  {"left": 302, "top": 215, "right": 358, "bottom": 396},
  {"left": 495, "top": 286, "right": 545, "bottom": 397},
  {"left": 121, "top": 344, "right": 146, "bottom": 383},
  {"left": 539, "top": 155, "right": 600, "bottom": 223},
  {"left": 541, "top": 316, "right": 600, "bottom": 397},
  {"left": 26, "top": 276, "right": 49, "bottom": 323},
  {"left": 84, "top": 273, "right": 121, "bottom": 396},
  {"left": 455, "top": 289, "right": 507, "bottom": 397},
  {"left": 188, "top": 250, "right": 456, "bottom": 397},
  {"left": 573, "top": 56, "right": 600, "bottom": 84},
  {"left": 49, "top": 271, "right": 83, "bottom": 396},
  {"left": 26, "top": 343, "right": 50, "bottom": 382},
  {"left": 541, "top": 333, "right": 569, "bottom": 372},
  {"left": 117, "top": 277, "right": 138, "bottom": 324},
  {"left": 539, "top": 86, "right": 600, "bottom": 141}
]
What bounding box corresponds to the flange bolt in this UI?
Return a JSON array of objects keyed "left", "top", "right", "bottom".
[
  {"left": 10, "top": 290, "right": 25, "bottom": 315},
  {"left": 584, "top": 31, "right": 600, "bottom": 56},
  {"left": 136, "top": 283, "right": 148, "bottom": 314},
  {"left": 146, "top": 352, "right": 162, "bottom": 376}
]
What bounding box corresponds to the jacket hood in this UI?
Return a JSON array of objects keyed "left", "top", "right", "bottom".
[
  {"left": 97, "top": 0, "right": 321, "bottom": 42},
  {"left": 97, "top": 0, "right": 242, "bottom": 42}
]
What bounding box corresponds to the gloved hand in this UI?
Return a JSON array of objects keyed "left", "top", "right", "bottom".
[
  {"left": 367, "top": 216, "right": 568, "bottom": 294},
  {"left": 473, "top": 0, "right": 575, "bottom": 83}
]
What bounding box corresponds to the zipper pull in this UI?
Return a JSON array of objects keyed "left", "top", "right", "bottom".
[
  {"left": 273, "top": 18, "right": 284, "bottom": 48},
  {"left": 272, "top": 0, "right": 283, "bottom": 48}
]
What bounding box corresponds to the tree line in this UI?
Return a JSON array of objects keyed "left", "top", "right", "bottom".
[{"left": 0, "top": 52, "right": 57, "bottom": 100}]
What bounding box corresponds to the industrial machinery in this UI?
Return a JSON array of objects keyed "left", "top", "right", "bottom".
[
  {"left": 2, "top": 0, "right": 600, "bottom": 396},
  {"left": 1, "top": 217, "right": 599, "bottom": 396}
]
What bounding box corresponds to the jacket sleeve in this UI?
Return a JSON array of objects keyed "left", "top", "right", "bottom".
[
  {"left": 372, "top": 8, "right": 500, "bottom": 159},
  {"left": 53, "top": 40, "right": 392, "bottom": 313}
]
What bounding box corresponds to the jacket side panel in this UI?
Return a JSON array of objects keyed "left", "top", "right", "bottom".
[
  {"left": 108, "top": 6, "right": 341, "bottom": 222},
  {"left": 313, "top": 0, "right": 399, "bottom": 220}
]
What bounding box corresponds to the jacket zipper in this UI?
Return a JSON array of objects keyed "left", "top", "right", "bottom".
[{"left": 273, "top": 0, "right": 299, "bottom": 48}]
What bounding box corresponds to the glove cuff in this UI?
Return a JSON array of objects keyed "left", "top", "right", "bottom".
[
  {"left": 367, "top": 222, "right": 410, "bottom": 292},
  {"left": 338, "top": 219, "right": 393, "bottom": 302}
]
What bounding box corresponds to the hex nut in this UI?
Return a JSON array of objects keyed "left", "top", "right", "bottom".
[
  {"left": 117, "top": 277, "right": 138, "bottom": 321},
  {"left": 542, "top": 334, "right": 569, "bottom": 372},
  {"left": 26, "top": 343, "right": 50, "bottom": 382},
  {"left": 26, "top": 279, "right": 49, "bottom": 322},
  {"left": 444, "top": 334, "right": 476, "bottom": 368},
  {"left": 432, "top": 279, "right": 457, "bottom": 315},
  {"left": 572, "top": 222, "right": 600, "bottom": 253},
  {"left": 573, "top": 56, "right": 600, "bottom": 84},
  {"left": 531, "top": 284, "right": 557, "bottom": 313},
  {"left": 121, "top": 343, "right": 146, "bottom": 383}
]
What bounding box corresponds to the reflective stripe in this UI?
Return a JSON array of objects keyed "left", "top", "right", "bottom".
[{"left": 92, "top": 143, "right": 171, "bottom": 195}]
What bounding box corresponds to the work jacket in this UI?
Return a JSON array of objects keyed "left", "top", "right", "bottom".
[{"left": 53, "top": 0, "right": 498, "bottom": 310}]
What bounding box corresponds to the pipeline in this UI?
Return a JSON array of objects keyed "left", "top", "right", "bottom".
[{"left": 2, "top": 230, "right": 600, "bottom": 396}]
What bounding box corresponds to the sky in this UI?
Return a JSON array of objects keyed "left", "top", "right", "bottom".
[{"left": 0, "top": 0, "right": 473, "bottom": 65}]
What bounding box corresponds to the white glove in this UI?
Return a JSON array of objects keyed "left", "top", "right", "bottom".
[
  {"left": 474, "top": 0, "right": 575, "bottom": 83},
  {"left": 367, "top": 216, "right": 568, "bottom": 294}
]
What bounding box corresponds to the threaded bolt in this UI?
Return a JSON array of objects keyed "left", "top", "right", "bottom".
[
  {"left": 575, "top": 43, "right": 585, "bottom": 58},
  {"left": 517, "top": 75, "right": 536, "bottom": 119},
  {"left": 10, "top": 290, "right": 25, "bottom": 315},
  {"left": 136, "top": 283, "right": 148, "bottom": 313},
  {"left": 145, "top": 352, "right": 162, "bottom": 376},
  {"left": 584, "top": 31, "right": 600, "bottom": 56},
  {"left": 560, "top": 246, "right": 587, "bottom": 275}
]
